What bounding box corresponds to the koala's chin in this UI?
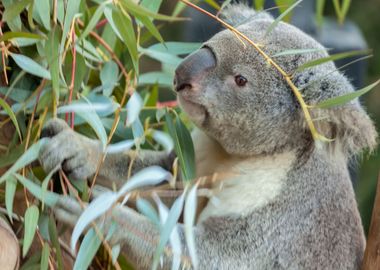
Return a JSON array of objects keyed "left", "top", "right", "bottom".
[{"left": 177, "top": 94, "right": 207, "bottom": 126}]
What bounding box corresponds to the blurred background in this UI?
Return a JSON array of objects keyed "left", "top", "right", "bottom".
[{"left": 161, "top": 0, "right": 380, "bottom": 233}]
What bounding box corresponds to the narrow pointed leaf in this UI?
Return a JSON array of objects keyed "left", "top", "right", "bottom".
[
  {"left": 0, "top": 138, "right": 48, "bottom": 185},
  {"left": 117, "top": 166, "right": 171, "bottom": 195},
  {"left": 0, "top": 97, "right": 22, "bottom": 140},
  {"left": 265, "top": 0, "right": 303, "bottom": 36},
  {"left": 2, "top": 0, "right": 32, "bottom": 22},
  {"left": 296, "top": 50, "right": 371, "bottom": 72},
  {"left": 73, "top": 228, "right": 102, "bottom": 270},
  {"left": 0, "top": 31, "right": 43, "bottom": 42},
  {"left": 126, "top": 92, "right": 143, "bottom": 125},
  {"left": 14, "top": 173, "right": 60, "bottom": 207},
  {"left": 23, "top": 205, "right": 40, "bottom": 257},
  {"left": 58, "top": 104, "right": 108, "bottom": 149},
  {"left": 136, "top": 198, "right": 160, "bottom": 226},
  {"left": 273, "top": 48, "right": 328, "bottom": 57},
  {"left": 71, "top": 192, "right": 118, "bottom": 251},
  {"left": 5, "top": 175, "right": 17, "bottom": 221},
  {"left": 184, "top": 184, "right": 199, "bottom": 268},
  {"left": 315, "top": 79, "right": 380, "bottom": 109},
  {"left": 81, "top": 3, "right": 107, "bottom": 40},
  {"left": 40, "top": 244, "right": 50, "bottom": 270},
  {"left": 10, "top": 53, "right": 51, "bottom": 79}
]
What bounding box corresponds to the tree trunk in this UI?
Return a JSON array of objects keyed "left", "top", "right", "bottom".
[
  {"left": 0, "top": 217, "right": 20, "bottom": 270},
  {"left": 362, "top": 172, "right": 380, "bottom": 270}
]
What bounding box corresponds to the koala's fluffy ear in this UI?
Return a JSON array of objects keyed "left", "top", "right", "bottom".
[
  {"left": 312, "top": 105, "right": 377, "bottom": 157},
  {"left": 220, "top": 4, "right": 273, "bottom": 27}
]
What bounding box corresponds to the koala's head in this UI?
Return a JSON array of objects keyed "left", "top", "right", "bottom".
[{"left": 174, "top": 4, "right": 377, "bottom": 158}]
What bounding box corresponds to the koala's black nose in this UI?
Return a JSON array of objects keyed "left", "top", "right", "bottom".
[{"left": 174, "top": 47, "right": 216, "bottom": 92}]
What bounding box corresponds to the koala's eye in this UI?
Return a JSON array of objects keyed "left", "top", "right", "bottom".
[{"left": 234, "top": 75, "right": 247, "bottom": 87}]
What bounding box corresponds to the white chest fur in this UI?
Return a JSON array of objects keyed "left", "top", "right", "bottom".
[{"left": 192, "top": 129, "right": 295, "bottom": 222}]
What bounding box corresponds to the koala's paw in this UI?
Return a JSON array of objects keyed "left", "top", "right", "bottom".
[
  {"left": 39, "top": 119, "right": 102, "bottom": 180},
  {"left": 53, "top": 196, "right": 84, "bottom": 227}
]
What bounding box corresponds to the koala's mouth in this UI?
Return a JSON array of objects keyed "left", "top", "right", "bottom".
[{"left": 177, "top": 94, "right": 208, "bottom": 125}]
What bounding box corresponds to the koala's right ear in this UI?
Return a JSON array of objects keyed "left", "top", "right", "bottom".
[
  {"left": 220, "top": 4, "right": 273, "bottom": 27},
  {"left": 312, "top": 105, "right": 377, "bottom": 157}
]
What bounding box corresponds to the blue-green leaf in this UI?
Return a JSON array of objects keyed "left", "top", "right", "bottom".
[
  {"left": 10, "top": 54, "right": 51, "bottom": 79},
  {"left": 23, "top": 205, "right": 40, "bottom": 257},
  {"left": 73, "top": 228, "right": 102, "bottom": 270}
]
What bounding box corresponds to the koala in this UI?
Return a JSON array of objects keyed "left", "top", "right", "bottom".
[{"left": 39, "top": 4, "right": 377, "bottom": 270}]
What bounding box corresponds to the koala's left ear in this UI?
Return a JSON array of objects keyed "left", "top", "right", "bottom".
[
  {"left": 313, "top": 105, "right": 377, "bottom": 157},
  {"left": 220, "top": 4, "right": 273, "bottom": 27}
]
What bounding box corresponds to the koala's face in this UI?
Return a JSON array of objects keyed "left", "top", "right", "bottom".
[{"left": 174, "top": 5, "right": 376, "bottom": 156}]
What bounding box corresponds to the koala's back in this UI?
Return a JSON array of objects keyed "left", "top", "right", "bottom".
[{"left": 196, "top": 150, "right": 365, "bottom": 270}]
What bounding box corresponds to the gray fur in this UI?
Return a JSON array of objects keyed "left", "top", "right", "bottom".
[{"left": 40, "top": 4, "right": 377, "bottom": 270}]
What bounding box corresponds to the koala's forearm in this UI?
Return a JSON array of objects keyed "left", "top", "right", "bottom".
[
  {"left": 96, "top": 150, "right": 175, "bottom": 187},
  {"left": 110, "top": 206, "right": 207, "bottom": 270}
]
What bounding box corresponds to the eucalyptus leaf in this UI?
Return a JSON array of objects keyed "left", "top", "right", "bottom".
[
  {"left": 296, "top": 50, "right": 371, "bottom": 72},
  {"left": 314, "top": 79, "right": 380, "bottom": 109},
  {"left": 0, "top": 138, "right": 48, "bottom": 185},
  {"left": 2, "top": 0, "right": 32, "bottom": 22},
  {"left": 126, "top": 92, "right": 143, "bottom": 126},
  {"left": 34, "top": 0, "right": 51, "bottom": 30},
  {"left": 71, "top": 192, "right": 118, "bottom": 251},
  {"left": 5, "top": 175, "right": 17, "bottom": 222},
  {"left": 0, "top": 31, "right": 44, "bottom": 42},
  {"left": 73, "top": 228, "right": 102, "bottom": 270},
  {"left": 100, "top": 61, "right": 119, "bottom": 96},
  {"left": 148, "top": 42, "right": 202, "bottom": 56},
  {"left": 184, "top": 184, "right": 199, "bottom": 268},
  {"left": 14, "top": 173, "right": 60, "bottom": 207},
  {"left": 10, "top": 54, "right": 51, "bottom": 80},
  {"left": 0, "top": 97, "right": 22, "bottom": 140},
  {"left": 152, "top": 192, "right": 185, "bottom": 270},
  {"left": 40, "top": 244, "right": 50, "bottom": 270},
  {"left": 265, "top": 0, "right": 303, "bottom": 37},
  {"left": 136, "top": 198, "right": 160, "bottom": 226},
  {"left": 23, "top": 205, "right": 40, "bottom": 257},
  {"left": 139, "top": 72, "right": 173, "bottom": 87}
]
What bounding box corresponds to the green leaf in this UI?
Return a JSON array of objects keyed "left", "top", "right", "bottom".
[
  {"left": 14, "top": 173, "right": 60, "bottom": 207},
  {"left": 152, "top": 192, "right": 185, "bottom": 270},
  {"left": 73, "top": 228, "right": 102, "bottom": 270},
  {"left": 136, "top": 198, "right": 160, "bottom": 226},
  {"left": 23, "top": 205, "right": 40, "bottom": 257},
  {"left": 172, "top": 2, "right": 186, "bottom": 17},
  {"left": 45, "top": 26, "right": 61, "bottom": 98},
  {"left": 204, "top": 0, "right": 220, "bottom": 9},
  {"left": 148, "top": 42, "right": 201, "bottom": 55},
  {"left": 316, "top": 0, "right": 326, "bottom": 26},
  {"left": 140, "top": 0, "right": 162, "bottom": 14},
  {"left": 80, "top": 3, "right": 107, "bottom": 40},
  {"left": 134, "top": 13, "right": 164, "bottom": 43},
  {"left": 139, "top": 72, "right": 173, "bottom": 87},
  {"left": 333, "top": 0, "right": 351, "bottom": 24},
  {"left": 60, "top": 0, "right": 81, "bottom": 55},
  {"left": 0, "top": 138, "right": 48, "bottom": 185},
  {"left": 40, "top": 244, "right": 50, "bottom": 270},
  {"left": 34, "top": 0, "right": 51, "bottom": 30},
  {"left": 140, "top": 47, "right": 182, "bottom": 67},
  {"left": 265, "top": 0, "right": 303, "bottom": 36},
  {"left": 295, "top": 50, "right": 371, "bottom": 72},
  {"left": 120, "top": 0, "right": 184, "bottom": 21},
  {"left": 10, "top": 53, "right": 51, "bottom": 80},
  {"left": 0, "top": 97, "right": 22, "bottom": 140},
  {"left": 165, "top": 112, "right": 196, "bottom": 181},
  {"left": 314, "top": 79, "right": 380, "bottom": 109},
  {"left": 112, "top": 8, "right": 139, "bottom": 72},
  {"left": 0, "top": 31, "right": 44, "bottom": 43},
  {"left": 48, "top": 216, "right": 64, "bottom": 270},
  {"left": 2, "top": 0, "right": 32, "bottom": 22},
  {"left": 254, "top": 0, "right": 266, "bottom": 10},
  {"left": 100, "top": 61, "right": 119, "bottom": 97},
  {"left": 273, "top": 48, "right": 328, "bottom": 57},
  {"left": 5, "top": 175, "right": 17, "bottom": 222},
  {"left": 184, "top": 184, "right": 198, "bottom": 268}
]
